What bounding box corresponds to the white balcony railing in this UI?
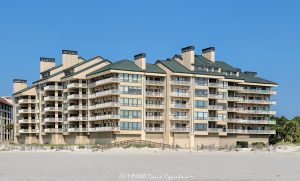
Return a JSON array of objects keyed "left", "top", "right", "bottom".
[
  {"left": 146, "top": 92, "right": 164, "bottom": 97},
  {"left": 89, "top": 78, "right": 120, "bottom": 88},
  {"left": 88, "top": 126, "right": 120, "bottom": 132},
  {"left": 146, "top": 104, "right": 165, "bottom": 109},
  {"left": 227, "top": 119, "right": 276, "bottom": 124},
  {"left": 67, "top": 94, "right": 88, "bottom": 99},
  {"left": 145, "top": 127, "right": 164, "bottom": 132},
  {"left": 145, "top": 116, "right": 163, "bottom": 120},
  {"left": 169, "top": 115, "right": 190, "bottom": 120},
  {"left": 67, "top": 83, "right": 88, "bottom": 89},
  {"left": 170, "top": 127, "right": 190, "bottom": 132},
  {"left": 170, "top": 92, "right": 190, "bottom": 97},
  {"left": 89, "top": 115, "right": 120, "bottom": 121},
  {"left": 89, "top": 89, "right": 119, "bottom": 99},
  {"left": 67, "top": 117, "right": 88, "bottom": 121},
  {"left": 89, "top": 102, "right": 119, "bottom": 110},
  {"left": 227, "top": 129, "right": 276, "bottom": 134}
]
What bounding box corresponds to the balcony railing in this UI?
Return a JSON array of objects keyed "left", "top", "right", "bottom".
[
  {"left": 146, "top": 104, "right": 165, "bottom": 109},
  {"left": 170, "top": 127, "right": 190, "bottom": 132},
  {"left": 67, "top": 105, "right": 88, "bottom": 110},
  {"left": 208, "top": 83, "right": 227, "bottom": 88},
  {"left": 227, "top": 129, "right": 276, "bottom": 134},
  {"left": 90, "top": 89, "right": 119, "bottom": 99},
  {"left": 146, "top": 92, "right": 164, "bottom": 97},
  {"left": 89, "top": 77, "right": 120, "bottom": 88},
  {"left": 170, "top": 80, "right": 190, "bottom": 85},
  {"left": 43, "top": 118, "right": 63, "bottom": 122},
  {"left": 44, "top": 85, "right": 63, "bottom": 91},
  {"left": 145, "top": 116, "right": 163, "bottom": 120},
  {"left": 241, "top": 100, "right": 277, "bottom": 105},
  {"left": 43, "top": 128, "right": 63, "bottom": 133},
  {"left": 67, "top": 117, "right": 88, "bottom": 121},
  {"left": 88, "top": 126, "right": 120, "bottom": 132},
  {"left": 170, "top": 92, "right": 190, "bottom": 97},
  {"left": 169, "top": 115, "right": 190, "bottom": 120},
  {"left": 227, "top": 119, "right": 276, "bottom": 124},
  {"left": 89, "top": 114, "right": 120, "bottom": 121},
  {"left": 239, "top": 89, "right": 277, "bottom": 95},
  {"left": 44, "top": 96, "right": 63, "bottom": 101},
  {"left": 67, "top": 94, "right": 88, "bottom": 99},
  {"left": 145, "top": 127, "right": 164, "bottom": 132},
  {"left": 90, "top": 102, "right": 119, "bottom": 110},
  {"left": 171, "top": 104, "right": 190, "bottom": 109},
  {"left": 146, "top": 80, "right": 165, "bottom": 85},
  {"left": 67, "top": 83, "right": 88, "bottom": 89}
]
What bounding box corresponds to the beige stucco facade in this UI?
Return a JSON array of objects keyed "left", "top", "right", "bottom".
[{"left": 13, "top": 47, "right": 277, "bottom": 148}]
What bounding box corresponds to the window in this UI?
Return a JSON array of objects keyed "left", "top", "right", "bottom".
[
  {"left": 194, "top": 112, "right": 208, "bottom": 120},
  {"left": 195, "top": 101, "right": 208, "bottom": 108}
]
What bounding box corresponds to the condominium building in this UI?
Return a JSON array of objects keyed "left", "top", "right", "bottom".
[
  {"left": 13, "top": 46, "right": 277, "bottom": 148},
  {"left": 0, "top": 96, "right": 14, "bottom": 141}
]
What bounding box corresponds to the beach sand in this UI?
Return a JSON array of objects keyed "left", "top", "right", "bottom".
[{"left": 0, "top": 148, "right": 299, "bottom": 181}]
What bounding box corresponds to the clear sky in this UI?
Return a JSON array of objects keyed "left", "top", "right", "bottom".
[{"left": 0, "top": 0, "right": 299, "bottom": 118}]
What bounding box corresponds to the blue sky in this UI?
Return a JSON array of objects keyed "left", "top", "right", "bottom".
[{"left": 0, "top": 0, "right": 299, "bottom": 118}]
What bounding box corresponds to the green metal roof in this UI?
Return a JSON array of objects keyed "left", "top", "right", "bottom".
[
  {"left": 87, "top": 59, "right": 144, "bottom": 77},
  {"left": 146, "top": 63, "right": 165, "bottom": 74}
]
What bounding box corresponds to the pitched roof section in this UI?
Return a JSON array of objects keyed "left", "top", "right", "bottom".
[
  {"left": 146, "top": 64, "right": 165, "bottom": 74},
  {"left": 87, "top": 60, "right": 144, "bottom": 76},
  {"left": 157, "top": 59, "right": 191, "bottom": 74}
]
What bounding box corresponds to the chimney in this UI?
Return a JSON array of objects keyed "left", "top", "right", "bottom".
[
  {"left": 13, "top": 79, "right": 28, "bottom": 94},
  {"left": 134, "top": 53, "right": 146, "bottom": 70},
  {"left": 40, "top": 57, "right": 55, "bottom": 73},
  {"left": 181, "top": 46, "right": 195, "bottom": 70},
  {"left": 202, "top": 47, "right": 215, "bottom": 62},
  {"left": 62, "top": 50, "right": 81, "bottom": 68}
]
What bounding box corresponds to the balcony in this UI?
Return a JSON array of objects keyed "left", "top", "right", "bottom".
[
  {"left": 241, "top": 100, "right": 277, "bottom": 105},
  {"left": 67, "top": 117, "right": 88, "bottom": 121},
  {"left": 89, "top": 89, "right": 119, "bottom": 99},
  {"left": 227, "top": 86, "right": 244, "bottom": 91},
  {"left": 43, "top": 107, "right": 63, "bottom": 112},
  {"left": 146, "top": 104, "right": 164, "bottom": 109},
  {"left": 18, "top": 109, "right": 38, "bottom": 114},
  {"left": 43, "top": 118, "right": 63, "bottom": 123},
  {"left": 67, "top": 94, "right": 88, "bottom": 100},
  {"left": 171, "top": 104, "right": 190, "bottom": 109},
  {"left": 227, "top": 119, "right": 276, "bottom": 124},
  {"left": 239, "top": 89, "right": 277, "bottom": 95},
  {"left": 170, "top": 127, "right": 190, "bottom": 132},
  {"left": 170, "top": 80, "right": 190, "bottom": 86},
  {"left": 227, "top": 129, "right": 276, "bottom": 134},
  {"left": 67, "top": 105, "right": 88, "bottom": 111},
  {"left": 227, "top": 97, "right": 243, "bottom": 102},
  {"left": 18, "top": 99, "right": 35, "bottom": 104},
  {"left": 89, "top": 77, "right": 120, "bottom": 88},
  {"left": 170, "top": 92, "right": 190, "bottom": 97},
  {"left": 208, "top": 83, "right": 227, "bottom": 89},
  {"left": 208, "top": 94, "right": 226, "bottom": 99},
  {"left": 67, "top": 83, "right": 88, "bottom": 89},
  {"left": 170, "top": 115, "right": 190, "bottom": 120},
  {"left": 18, "top": 119, "right": 39, "bottom": 123},
  {"left": 68, "top": 127, "right": 88, "bottom": 132},
  {"left": 44, "top": 96, "right": 63, "bottom": 101},
  {"left": 18, "top": 129, "right": 39, "bottom": 134},
  {"left": 208, "top": 128, "right": 226, "bottom": 133},
  {"left": 89, "top": 126, "right": 120, "bottom": 132},
  {"left": 208, "top": 105, "right": 225, "bottom": 111},
  {"left": 146, "top": 92, "right": 164, "bottom": 97},
  {"left": 44, "top": 85, "right": 63, "bottom": 91},
  {"left": 90, "top": 102, "right": 119, "bottom": 110},
  {"left": 89, "top": 114, "right": 120, "bottom": 121},
  {"left": 145, "top": 127, "right": 164, "bottom": 132},
  {"left": 44, "top": 128, "right": 63, "bottom": 133},
  {"left": 145, "top": 116, "right": 164, "bottom": 121},
  {"left": 146, "top": 80, "right": 165, "bottom": 86}
]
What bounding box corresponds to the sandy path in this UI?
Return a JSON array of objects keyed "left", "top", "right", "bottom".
[{"left": 0, "top": 149, "right": 299, "bottom": 181}]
